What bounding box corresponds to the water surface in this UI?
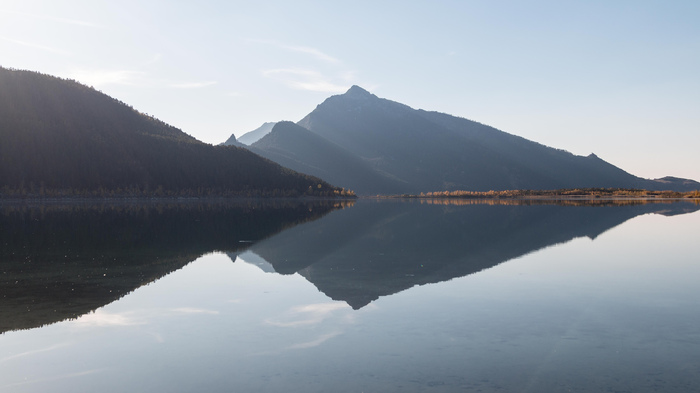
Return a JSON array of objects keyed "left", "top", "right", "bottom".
[{"left": 1, "top": 199, "right": 699, "bottom": 392}]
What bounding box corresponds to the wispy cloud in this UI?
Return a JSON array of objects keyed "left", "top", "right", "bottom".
[
  {"left": 0, "top": 343, "right": 71, "bottom": 363},
  {"left": 70, "top": 310, "right": 144, "bottom": 327},
  {"left": 265, "top": 302, "right": 350, "bottom": 327},
  {"left": 169, "top": 81, "right": 218, "bottom": 89},
  {"left": 262, "top": 68, "right": 348, "bottom": 93},
  {"left": 246, "top": 38, "right": 340, "bottom": 64},
  {"left": 171, "top": 307, "right": 220, "bottom": 315},
  {"left": 250, "top": 330, "right": 343, "bottom": 357},
  {"left": 69, "top": 67, "right": 217, "bottom": 90},
  {"left": 246, "top": 38, "right": 367, "bottom": 93},
  {"left": 0, "top": 36, "right": 70, "bottom": 55},
  {"left": 283, "top": 45, "right": 340, "bottom": 63},
  {"left": 69, "top": 69, "right": 144, "bottom": 87},
  {"left": 286, "top": 331, "right": 342, "bottom": 350},
  {"left": 0, "top": 9, "right": 102, "bottom": 28}
]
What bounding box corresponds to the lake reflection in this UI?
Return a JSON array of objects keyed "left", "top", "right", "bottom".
[{"left": 1, "top": 199, "right": 700, "bottom": 392}]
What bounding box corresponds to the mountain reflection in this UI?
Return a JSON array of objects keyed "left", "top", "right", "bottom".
[
  {"left": 0, "top": 200, "right": 346, "bottom": 333},
  {"left": 3, "top": 198, "right": 697, "bottom": 333},
  {"left": 245, "top": 199, "right": 700, "bottom": 309}
]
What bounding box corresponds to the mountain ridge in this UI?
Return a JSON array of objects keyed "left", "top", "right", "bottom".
[
  {"left": 247, "top": 86, "right": 699, "bottom": 194},
  {"left": 249, "top": 121, "right": 403, "bottom": 195},
  {"left": 224, "top": 121, "right": 278, "bottom": 146}
]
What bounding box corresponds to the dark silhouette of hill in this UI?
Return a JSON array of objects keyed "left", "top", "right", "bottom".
[
  {"left": 225, "top": 121, "right": 277, "bottom": 146},
  {"left": 0, "top": 200, "right": 344, "bottom": 333},
  {"left": 248, "top": 199, "right": 700, "bottom": 309},
  {"left": 250, "top": 85, "right": 699, "bottom": 195},
  {"left": 0, "top": 67, "right": 343, "bottom": 197}
]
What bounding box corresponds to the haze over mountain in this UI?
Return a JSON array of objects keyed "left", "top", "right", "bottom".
[
  {"left": 248, "top": 86, "right": 699, "bottom": 195},
  {"left": 220, "top": 133, "right": 246, "bottom": 148},
  {"left": 0, "top": 67, "right": 345, "bottom": 197},
  {"left": 248, "top": 121, "right": 392, "bottom": 195},
  {"left": 225, "top": 121, "right": 277, "bottom": 146}
]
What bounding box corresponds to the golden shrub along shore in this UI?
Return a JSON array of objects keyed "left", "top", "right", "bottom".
[{"left": 392, "top": 188, "right": 700, "bottom": 200}]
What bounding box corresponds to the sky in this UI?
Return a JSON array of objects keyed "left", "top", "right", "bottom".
[{"left": 1, "top": 0, "right": 699, "bottom": 181}]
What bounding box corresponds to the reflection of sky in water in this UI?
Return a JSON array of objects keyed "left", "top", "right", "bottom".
[{"left": 1, "top": 209, "right": 699, "bottom": 392}]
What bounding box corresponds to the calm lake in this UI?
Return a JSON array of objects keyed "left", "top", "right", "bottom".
[{"left": 1, "top": 198, "right": 699, "bottom": 392}]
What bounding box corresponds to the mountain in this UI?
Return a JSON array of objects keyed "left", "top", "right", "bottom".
[
  {"left": 249, "top": 121, "right": 398, "bottom": 194},
  {"left": 250, "top": 85, "right": 699, "bottom": 195},
  {"left": 246, "top": 199, "right": 700, "bottom": 309},
  {"left": 231, "top": 121, "right": 277, "bottom": 146},
  {"left": 0, "top": 67, "right": 344, "bottom": 197},
  {"left": 220, "top": 133, "right": 246, "bottom": 148}
]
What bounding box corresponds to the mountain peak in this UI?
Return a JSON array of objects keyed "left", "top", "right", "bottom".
[{"left": 344, "top": 85, "right": 374, "bottom": 99}]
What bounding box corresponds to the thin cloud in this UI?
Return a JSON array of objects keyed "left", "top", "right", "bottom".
[
  {"left": 262, "top": 68, "right": 348, "bottom": 93},
  {"left": 171, "top": 307, "right": 220, "bottom": 315},
  {"left": 250, "top": 331, "right": 343, "bottom": 356},
  {"left": 0, "top": 9, "right": 102, "bottom": 28},
  {"left": 292, "top": 80, "right": 349, "bottom": 93},
  {"left": 169, "top": 81, "right": 218, "bottom": 89},
  {"left": 0, "top": 343, "right": 71, "bottom": 363},
  {"left": 0, "top": 36, "right": 70, "bottom": 55},
  {"left": 70, "top": 310, "right": 144, "bottom": 327},
  {"left": 286, "top": 331, "right": 342, "bottom": 350},
  {"left": 264, "top": 302, "right": 350, "bottom": 327},
  {"left": 284, "top": 45, "right": 340, "bottom": 63},
  {"left": 69, "top": 68, "right": 217, "bottom": 90},
  {"left": 245, "top": 38, "right": 340, "bottom": 64},
  {"left": 69, "top": 69, "right": 144, "bottom": 87}
]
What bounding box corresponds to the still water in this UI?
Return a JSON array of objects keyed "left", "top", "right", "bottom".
[{"left": 1, "top": 199, "right": 699, "bottom": 392}]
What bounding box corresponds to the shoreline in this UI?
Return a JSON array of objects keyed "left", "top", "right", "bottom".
[{"left": 0, "top": 195, "right": 357, "bottom": 207}]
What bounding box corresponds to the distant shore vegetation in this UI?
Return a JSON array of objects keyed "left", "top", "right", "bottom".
[{"left": 394, "top": 188, "right": 700, "bottom": 200}]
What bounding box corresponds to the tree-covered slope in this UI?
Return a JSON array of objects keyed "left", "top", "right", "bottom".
[{"left": 0, "top": 67, "right": 343, "bottom": 197}]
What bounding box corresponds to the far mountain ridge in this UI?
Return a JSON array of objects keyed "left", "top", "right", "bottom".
[
  {"left": 220, "top": 133, "right": 245, "bottom": 148},
  {"left": 247, "top": 86, "right": 699, "bottom": 194},
  {"left": 223, "top": 121, "right": 278, "bottom": 146}
]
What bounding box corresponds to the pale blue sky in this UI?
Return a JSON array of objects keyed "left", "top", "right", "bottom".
[{"left": 1, "top": 1, "right": 699, "bottom": 181}]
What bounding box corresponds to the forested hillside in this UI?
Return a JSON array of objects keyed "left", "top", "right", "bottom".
[{"left": 0, "top": 67, "right": 348, "bottom": 197}]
